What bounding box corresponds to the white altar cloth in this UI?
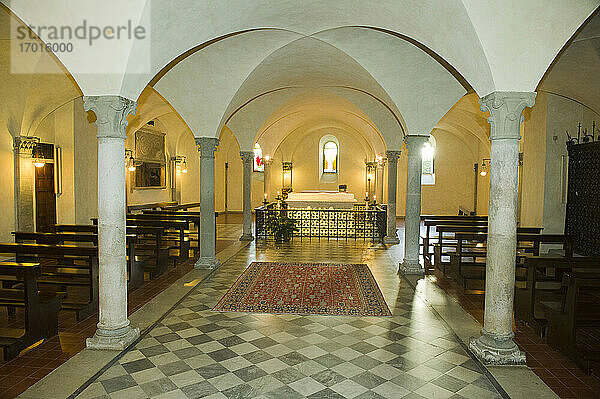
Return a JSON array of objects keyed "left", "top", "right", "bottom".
[{"left": 286, "top": 191, "right": 357, "bottom": 209}]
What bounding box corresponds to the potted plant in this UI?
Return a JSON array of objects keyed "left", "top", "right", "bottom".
[{"left": 265, "top": 211, "right": 298, "bottom": 242}]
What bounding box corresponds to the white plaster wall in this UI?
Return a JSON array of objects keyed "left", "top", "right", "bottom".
[
  {"left": 73, "top": 97, "right": 99, "bottom": 224},
  {"left": 542, "top": 93, "right": 599, "bottom": 234},
  {"left": 520, "top": 93, "right": 548, "bottom": 227},
  {"left": 0, "top": 133, "right": 15, "bottom": 241}
]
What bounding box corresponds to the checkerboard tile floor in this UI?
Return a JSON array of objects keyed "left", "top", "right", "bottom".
[{"left": 74, "top": 240, "right": 506, "bottom": 399}]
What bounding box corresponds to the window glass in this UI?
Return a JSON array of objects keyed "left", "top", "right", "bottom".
[
  {"left": 323, "top": 141, "right": 338, "bottom": 173},
  {"left": 253, "top": 143, "right": 264, "bottom": 172}
]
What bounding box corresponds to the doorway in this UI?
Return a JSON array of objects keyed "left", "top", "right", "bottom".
[{"left": 34, "top": 146, "right": 56, "bottom": 232}]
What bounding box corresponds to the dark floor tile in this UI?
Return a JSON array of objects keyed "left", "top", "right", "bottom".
[
  {"left": 121, "top": 358, "right": 155, "bottom": 374},
  {"left": 100, "top": 374, "right": 137, "bottom": 394},
  {"left": 195, "top": 363, "right": 229, "bottom": 379},
  {"left": 180, "top": 380, "right": 218, "bottom": 399},
  {"left": 431, "top": 374, "right": 469, "bottom": 393},
  {"left": 158, "top": 360, "right": 192, "bottom": 376},
  {"left": 233, "top": 365, "right": 267, "bottom": 382},
  {"left": 139, "top": 377, "right": 178, "bottom": 396}
]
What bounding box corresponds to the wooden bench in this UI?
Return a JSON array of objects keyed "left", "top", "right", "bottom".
[
  {"left": 0, "top": 243, "right": 98, "bottom": 321},
  {"left": 445, "top": 233, "right": 573, "bottom": 294},
  {"left": 124, "top": 217, "right": 191, "bottom": 262},
  {"left": 54, "top": 225, "right": 170, "bottom": 279},
  {"left": 432, "top": 226, "right": 543, "bottom": 273},
  {"left": 162, "top": 203, "right": 200, "bottom": 211},
  {"left": 0, "top": 262, "right": 64, "bottom": 361},
  {"left": 515, "top": 256, "right": 600, "bottom": 334},
  {"left": 542, "top": 271, "right": 600, "bottom": 373},
  {"left": 422, "top": 217, "right": 488, "bottom": 271},
  {"left": 127, "top": 201, "right": 177, "bottom": 214},
  {"left": 12, "top": 232, "right": 144, "bottom": 290}
]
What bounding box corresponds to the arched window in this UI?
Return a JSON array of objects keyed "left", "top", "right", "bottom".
[
  {"left": 421, "top": 137, "right": 435, "bottom": 185},
  {"left": 253, "top": 143, "right": 264, "bottom": 172},
  {"left": 323, "top": 141, "right": 338, "bottom": 173}
]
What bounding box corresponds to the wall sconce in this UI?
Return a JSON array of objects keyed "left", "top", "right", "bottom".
[
  {"left": 31, "top": 142, "right": 55, "bottom": 168},
  {"left": 365, "top": 161, "right": 378, "bottom": 200},
  {"left": 282, "top": 162, "right": 293, "bottom": 194},
  {"left": 172, "top": 155, "right": 188, "bottom": 175},
  {"left": 125, "top": 149, "right": 136, "bottom": 172},
  {"left": 480, "top": 158, "right": 491, "bottom": 176},
  {"left": 31, "top": 144, "right": 46, "bottom": 167}
]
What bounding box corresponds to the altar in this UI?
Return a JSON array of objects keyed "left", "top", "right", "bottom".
[{"left": 285, "top": 190, "right": 357, "bottom": 209}]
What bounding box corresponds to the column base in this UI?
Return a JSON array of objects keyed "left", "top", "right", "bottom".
[
  {"left": 384, "top": 236, "right": 400, "bottom": 245},
  {"left": 195, "top": 256, "right": 221, "bottom": 270},
  {"left": 399, "top": 259, "right": 424, "bottom": 275},
  {"left": 469, "top": 329, "right": 526, "bottom": 365},
  {"left": 239, "top": 234, "right": 254, "bottom": 241},
  {"left": 86, "top": 324, "right": 139, "bottom": 351}
]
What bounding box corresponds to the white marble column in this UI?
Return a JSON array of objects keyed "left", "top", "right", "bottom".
[
  {"left": 383, "top": 150, "right": 402, "bottom": 244},
  {"left": 263, "top": 158, "right": 273, "bottom": 201},
  {"left": 195, "top": 137, "right": 220, "bottom": 269},
  {"left": 84, "top": 95, "right": 140, "bottom": 350},
  {"left": 240, "top": 151, "right": 254, "bottom": 241},
  {"left": 400, "top": 135, "right": 429, "bottom": 275},
  {"left": 470, "top": 91, "right": 536, "bottom": 365}
]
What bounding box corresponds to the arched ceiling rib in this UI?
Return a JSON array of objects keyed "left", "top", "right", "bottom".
[{"left": 4, "top": 0, "right": 597, "bottom": 100}]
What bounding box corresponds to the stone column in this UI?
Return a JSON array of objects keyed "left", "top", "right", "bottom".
[
  {"left": 376, "top": 160, "right": 385, "bottom": 204},
  {"left": 400, "top": 135, "right": 429, "bottom": 275},
  {"left": 84, "top": 95, "right": 139, "bottom": 350},
  {"left": 264, "top": 158, "right": 273, "bottom": 201},
  {"left": 470, "top": 91, "right": 536, "bottom": 365},
  {"left": 240, "top": 151, "right": 254, "bottom": 241},
  {"left": 195, "top": 137, "right": 220, "bottom": 269},
  {"left": 383, "top": 150, "right": 402, "bottom": 244}
]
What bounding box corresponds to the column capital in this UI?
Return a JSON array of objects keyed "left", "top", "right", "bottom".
[
  {"left": 240, "top": 151, "right": 254, "bottom": 164},
  {"left": 83, "top": 95, "right": 136, "bottom": 140},
  {"left": 385, "top": 150, "right": 402, "bottom": 163},
  {"left": 480, "top": 91, "right": 536, "bottom": 140},
  {"left": 196, "top": 137, "right": 219, "bottom": 158},
  {"left": 263, "top": 158, "right": 273, "bottom": 166},
  {"left": 404, "top": 135, "right": 429, "bottom": 149}
]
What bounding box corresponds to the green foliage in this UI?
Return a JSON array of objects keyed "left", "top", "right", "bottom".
[{"left": 265, "top": 211, "right": 298, "bottom": 242}]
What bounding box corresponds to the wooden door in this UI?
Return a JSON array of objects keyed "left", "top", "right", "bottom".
[{"left": 35, "top": 163, "right": 56, "bottom": 232}]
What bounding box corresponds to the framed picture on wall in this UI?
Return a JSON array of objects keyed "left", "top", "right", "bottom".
[{"left": 134, "top": 128, "right": 167, "bottom": 189}]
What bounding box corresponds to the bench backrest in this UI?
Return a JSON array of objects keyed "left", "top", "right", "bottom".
[{"left": 453, "top": 233, "right": 573, "bottom": 257}]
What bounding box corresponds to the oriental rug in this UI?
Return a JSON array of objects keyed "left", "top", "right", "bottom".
[{"left": 213, "top": 262, "right": 391, "bottom": 316}]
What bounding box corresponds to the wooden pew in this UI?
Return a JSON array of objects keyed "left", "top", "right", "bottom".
[
  {"left": 0, "top": 243, "right": 98, "bottom": 321},
  {"left": 162, "top": 203, "right": 200, "bottom": 211},
  {"left": 542, "top": 271, "right": 600, "bottom": 373},
  {"left": 12, "top": 232, "right": 144, "bottom": 290},
  {"left": 432, "top": 226, "right": 543, "bottom": 273},
  {"left": 446, "top": 233, "right": 573, "bottom": 293},
  {"left": 123, "top": 217, "right": 191, "bottom": 262},
  {"left": 0, "top": 262, "right": 64, "bottom": 361},
  {"left": 515, "top": 256, "right": 600, "bottom": 333},
  {"left": 54, "top": 225, "right": 170, "bottom": 279},
  {"left": 127, "top": 201, "right": 177, "bottom": 214},
  {"left": 422, "top": 217, "right": 488, "bottom": 271}
]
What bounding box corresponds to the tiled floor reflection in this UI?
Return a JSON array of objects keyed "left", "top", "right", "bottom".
[
  {"left": 75, "top": 240, "right": 506, "bottom": 399},
  {"left": 0, "top": 223, "right": 241, "bottom": 399}
]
